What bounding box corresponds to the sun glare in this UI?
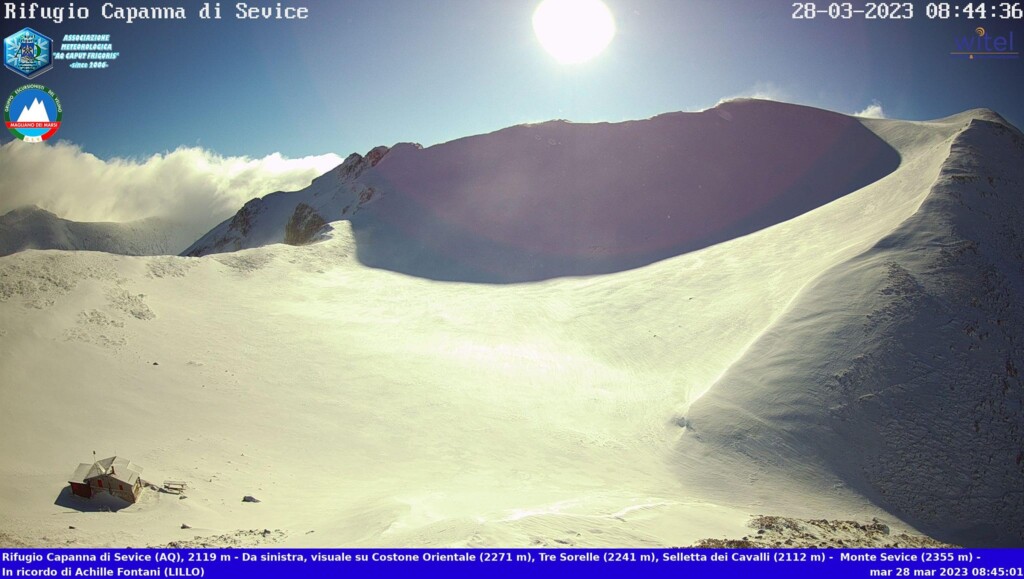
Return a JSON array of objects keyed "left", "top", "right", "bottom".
[{"left": 533, "top": 0, "right": 616, "bottom": 65}]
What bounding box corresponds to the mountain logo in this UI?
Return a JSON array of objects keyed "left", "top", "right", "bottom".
[
  {"left": 5, "top": 84, "right": 62, "bottom": 143},
  {"left": 3, "top": 28, "right": 53, "bottom": 79}
]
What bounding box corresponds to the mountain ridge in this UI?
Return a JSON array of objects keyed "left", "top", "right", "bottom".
[
  {"left": 0, "top": 205, "right": 196, "bottom": 257},
  {"left": 183, "top": 100, "right": 902, "bottom": 283}
]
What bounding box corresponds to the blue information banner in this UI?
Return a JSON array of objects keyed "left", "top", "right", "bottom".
[{"left": 1, "top": 549, "right": 1023, "bottom": 578}]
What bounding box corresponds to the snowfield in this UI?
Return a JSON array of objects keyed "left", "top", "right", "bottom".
[{"left": 0, "top": 100, "right": 1021, "bottom": 547}]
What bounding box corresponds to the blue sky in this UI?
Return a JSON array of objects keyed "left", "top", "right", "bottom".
[{"left": 2, "top": 0, "right": 1023, "bottom": 160}]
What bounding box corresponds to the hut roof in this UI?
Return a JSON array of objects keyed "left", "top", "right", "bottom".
[{"left": 70, "top": 456, "right": 143, "bottom": 486}]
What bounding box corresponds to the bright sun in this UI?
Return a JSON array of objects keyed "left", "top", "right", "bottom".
[{"left": 533, "top": 0, "right": 616, "bottom": 65}]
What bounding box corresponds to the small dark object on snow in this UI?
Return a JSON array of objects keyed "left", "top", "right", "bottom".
[
  {"left": 153, "top": 362, "right": 159, "bottom": 366},
  {"left": 242, "top": 495, "right": 261, "bottom": 503},
  {"left": 871, "top": 518, "right": 891, "bottom": 535},
  {"left": 69, "top": 526, "right": 76, "bottom": 530},
  {"left": 181, "top": 524, "right": 191, "bottom": 529}
]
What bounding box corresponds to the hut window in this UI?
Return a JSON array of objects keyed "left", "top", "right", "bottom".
[
  {"left": 119, "top": 484, "right": 124, "bottom": 490},
  {"left": 97, "top": 480, "right": 103, "bottom": 488}
]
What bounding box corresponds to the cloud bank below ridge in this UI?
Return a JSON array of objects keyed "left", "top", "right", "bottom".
[{"left": 0, "top": 141, "right": 342, "bottom": 242}]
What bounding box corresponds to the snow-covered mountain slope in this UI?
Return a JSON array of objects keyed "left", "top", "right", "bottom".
[
  {"left": 679, "top": 116, "right": 1024, "bottom": 547},
  {"left": 184, "top": 100, "right": 900, "bottom": 282},
  {"left": 0, "top": 206, "right": 195, "bottom": 257},
  {"left": 0, "top": 105, "right": 1020, "bottom": 548},
  {"left": 182, "top": 146, "right": 392, "bottom": 258}
]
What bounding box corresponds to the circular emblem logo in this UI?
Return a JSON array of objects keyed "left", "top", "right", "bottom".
[{"left": 5, "top": 84, "right": 62, "bottom": 143}]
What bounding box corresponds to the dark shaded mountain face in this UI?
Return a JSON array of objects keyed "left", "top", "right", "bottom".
[{"left": 186, "top": 100, "right": 900, "bottom": 283}]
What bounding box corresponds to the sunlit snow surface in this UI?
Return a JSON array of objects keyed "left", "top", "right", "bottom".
[{"left": 1, "top": 101, "right": 1021, "bottom": 548}]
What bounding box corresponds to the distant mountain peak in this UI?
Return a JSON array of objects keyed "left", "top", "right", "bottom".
[
  {"left": 1, "top": 205, "right": 56, "bottom": 220},
  {"left": 333, "top": 145, "right": 394, "bottom": 181},
  {"left": 0, "top": 206, "right": 195, "bottom": 257}
]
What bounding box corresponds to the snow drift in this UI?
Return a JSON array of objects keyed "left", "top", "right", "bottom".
[{"left": 680, "top": 115, "right": 1024, "bottom": 547}]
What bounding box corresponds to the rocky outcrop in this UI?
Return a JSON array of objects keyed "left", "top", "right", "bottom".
[
  {"left": 182, "top": 146, "right": 395, "bottom": 257},
  {"left": 337, "top": 146, "right": 391, "bottom": 180},
  {"left": 228, "top": 199, "right": 264, "bottom": 237},
  {"left": 694, "top": 516, "right": 955, "bottom": 549},
  {"left": 284, "top": 203, "right": 327, "bottom": 246}
]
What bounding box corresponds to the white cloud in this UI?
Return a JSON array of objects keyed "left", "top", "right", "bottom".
[
  {"left": 714, "top": 82, "right": 792, "bottom": 107},
  {"left": 854, "top": 101, "right": 886, "bottom": 119},
  {"left": 707, "top": 88, "right": 888, "bottom": 121},
  {"left": 0, "top": 141, "right": 342, "bottom": 238}
]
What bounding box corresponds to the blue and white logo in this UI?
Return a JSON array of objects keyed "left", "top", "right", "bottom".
[
  {"left": 5, "top": 84, "right": 62, "bottom": 143},
  {"left": 4, "top": 28, "right": 53, "bottom": 79}
]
